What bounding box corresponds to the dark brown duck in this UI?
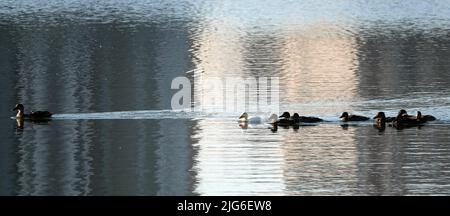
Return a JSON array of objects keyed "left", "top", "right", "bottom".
[{"left": 12, "top": 104, "right": 52, "bottom": 120}]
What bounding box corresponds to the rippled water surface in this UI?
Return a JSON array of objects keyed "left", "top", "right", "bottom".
[{"left": 1, "top": 0, "right": 450, "bottom": 195}]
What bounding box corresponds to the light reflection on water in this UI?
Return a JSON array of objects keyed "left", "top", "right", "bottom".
[{"left": 1, "top": 0, "right": 450, "bottom": 195}]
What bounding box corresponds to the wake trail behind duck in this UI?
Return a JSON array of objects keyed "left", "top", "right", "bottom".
[{"left": 51, "top": 110, "right": 207, "bottom": 120}]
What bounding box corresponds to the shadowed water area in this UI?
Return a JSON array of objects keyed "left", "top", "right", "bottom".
[{"left": 1, "top": 0, "right": 450, "bottom": 195}]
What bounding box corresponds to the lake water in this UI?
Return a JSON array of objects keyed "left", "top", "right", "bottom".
[{"left": 1, "top": 0, "right": 450, "bottom": 195}]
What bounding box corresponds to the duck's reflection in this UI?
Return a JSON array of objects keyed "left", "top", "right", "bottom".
[
  {"left": 373, "top": 124, "right": 386, "bottom": 132},
  {"left": 270, "top": 123, "right": 278, "bottom": 132},
  {"left": 239, "top": 122, "right": 248, "bottom": 129},
  {"left": 393, "top": 124, "right": 424, "bottom": 130},
  {"left": 266, "top": 122, "right": 319, "bottom": 132},
  {"left": 340, "top": 124, "right": 349, "bottom": 130},
  {"left": 15, "top": 118, "right": 24, "bottom": 130},
  {"left": 14, "top": 118, "right": 52, "bottom": 131},
  {"left": 341, "top": 123, "right": 393, "bottom": 132}
]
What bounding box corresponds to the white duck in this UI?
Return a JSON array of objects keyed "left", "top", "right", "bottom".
[{"left": 238, "top": 112, "right": 262, "bottom": 124}]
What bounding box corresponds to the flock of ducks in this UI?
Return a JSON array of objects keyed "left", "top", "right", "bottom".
[
  {"left": 11, "top": 103, "right": 437, "bottom": 131},
  {"left": 239, "top": 109, "right": 437, "bottom": 131}
]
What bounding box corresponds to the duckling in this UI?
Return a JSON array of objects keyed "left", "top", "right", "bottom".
[
  {"left": 12, "top": 104, "right": 52, "bottom": 120},
  {"left": 238, "top": 112, "right": 262, "bottom": 124},
  {"left": 340, "top": 112, "right": 369, "bottom": 122},
  {"left": 417, "top": 111, "right": 436, "bottom": 122}
]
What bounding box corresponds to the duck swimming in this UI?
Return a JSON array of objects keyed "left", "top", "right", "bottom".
[
  {"left": 417, "top": 111, "right": 436, "bottom": 122},
  {"left": 372, "top": 112, "right": 387, "bottom": 131},
  {"left": 12, "top": 104, "right": 52, "bottom": 120},
  {"left": 276, "top": 112, "right": 323, "bottom": 125},
  {"left": 279, "top": 112, "right": 291, "bottom": 119},
  {"left": 238, "top": 112, "right": 262, "bottom": 124},
  {"left": 373, "top": 112, "right": 396, "bottom": 123},
  {"left": 396, "top": 109, "right": 417, "bottom": 120},
  {"left": 393, "top": 109, "right": 425, "bottom": 127},
  {"left": 276, "top": 112, "right": 295, "bottom": 126},
  {"left": 340, "top": 112, "right": 369, "bottom": 122},
  {"left": 373, "top": 112, "right": 387, "bottom": 125}
]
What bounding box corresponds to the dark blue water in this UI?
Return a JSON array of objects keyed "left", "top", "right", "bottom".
[{"left": 1, "top": 0, "right": 450, "bottom": 195}]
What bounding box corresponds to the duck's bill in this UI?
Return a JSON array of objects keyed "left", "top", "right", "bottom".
[{"left": 12, "top": 108, "right": 17, "bottom": 111}]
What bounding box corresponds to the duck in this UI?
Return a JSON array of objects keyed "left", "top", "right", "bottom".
[
  {"left": 275, "top": 112, "right": 322, "bottom": 125},
  {"left": 372, "top": 112, "right": 389, "bottom": 132},
  {"left": 397, "top": 109, "right": 415, "bottom": 119},
  {"left": 392, "top": 109, "right": 425, "bottom": 127},
  {"left": 339, "top": 112, "right": 369, "bottom": 122},
  {"left": 373, "top": 112, "right": 387, "bottom": 132},
  {"left": 373, "top": 112, "right": 396, "bottom": 123},
  {"left": 417, "top": 111, "right": 436, "bottom": 122},
  {"left": 238, "top": 112, "right": 262, "bottom": 124},
  {"left": 12, "top": 104, "right": 52, "bottom": 120},
  {"left": 373, "top": 112, "right": 387, "bottom": 125},
  {"left": 275, "top": 112, "right": 295, "bottom": 126},
  {"left": 279, "top": 111, "right": 291, "bottom": 119}
]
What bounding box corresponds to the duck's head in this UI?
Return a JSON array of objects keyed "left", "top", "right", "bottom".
[
  {"left": 292, "top": 113, "right": 300, "bottom": 120},
  {"left": 239, "top": 112, "right": 248, "bottom": 120},
  {"left": 395, "top": 109, "right": 408, "bottom": 119},
  {"left": 398, "top": 109, "right": 407, "bottom": 116},
  {"left": 12, "top": 104, "right": 24, "bottom": 112},
  {"left": 339, "top": 112, "right": 349, "bottom": 119},
  {"left": 373, "top": 112, "right": 386, "bottom": 119},
  {"left": 417, "top": 111, "right": 422, "bottom": 118},
  {"left": 279, "top": 112, "right": 290, "bottom": 119},
  {"left": 268, "top": 114, "right": 278, "bottom": 123}
]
